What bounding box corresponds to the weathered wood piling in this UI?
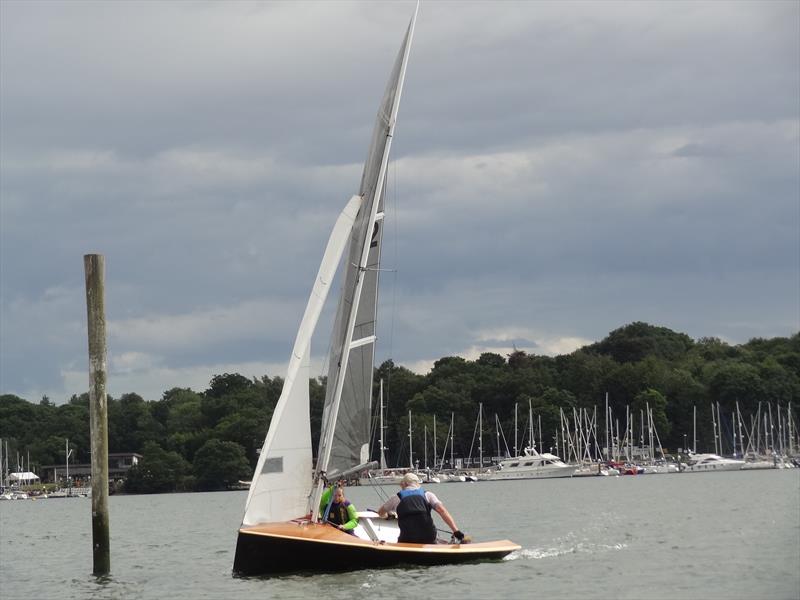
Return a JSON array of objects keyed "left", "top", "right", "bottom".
[{"left": 84, "top": 254, "right": 110, "bottom": 575}]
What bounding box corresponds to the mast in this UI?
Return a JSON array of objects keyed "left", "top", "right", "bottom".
[
  {"left": 624, "top": 405, "right": 630, "bottom": 462},
  {"left": 554, "top": 428, "right": 559, "bottom": 460},
  {"left": 478, "top": 403, "right": 483, "bottom": 469},
  {"left": 538, "top": 415, "right": 543, "bottom": 455},
  {"left": 693, "top": 404, "right": 697, "bottom": 454},
  {"left": 433, "top": 414, "right": 437, "bottom": 471},
  {"left": 379, "top": 379, "right": 387, "bottom": 470},
  {"left": 514, "top": 403, "right": 518, "bottom": 457},
  {"left": 768, "top": 403, "right": 775, "bottom": 454},
  {"left": 408, "top": 410, "right": 413, "bottom": 469},
  {"left": 312, "top": 6, "right": 418, "bottom": 519},
  {"left": 736, "top": 402, "right": 745, "bottom": 458},
  {"left": 495, "top": 414, "right": 501, "bottom": 460},
  {"left": 711, "top": 403, "right": 718, "bottom": 455},
  {"left": 640, "top": 409, "right": 645, "bottom": 461},
  {"left": 424, "top": 424, "right": 428, "bottom": 470},
  {"left": 528, "top": 399, "right": 534, "bottom": 453},
  {"left": 65, "top": 438, "right": 72, "bottom": 488},
  {"left": 605, "top": 392, "right": 609, "bottom": 461},
  {"left": 450, "top": 412, "right": 454, "bottom": 470}
]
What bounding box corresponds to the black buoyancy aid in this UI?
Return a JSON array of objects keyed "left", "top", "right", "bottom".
[
  {"left": 396, "top": 487, "right": 436, "bottom": 543},
  {"left": 327, "top": 500, "right": 351, "bottom": 526}
]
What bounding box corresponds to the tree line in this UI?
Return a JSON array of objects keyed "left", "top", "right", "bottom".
[{"left": 1, "top": 322, "right": 797, "bottom": 493}]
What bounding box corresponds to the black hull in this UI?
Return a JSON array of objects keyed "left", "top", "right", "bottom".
[{"left": 232, "top": 529, "right": 514, "bottom": 576}]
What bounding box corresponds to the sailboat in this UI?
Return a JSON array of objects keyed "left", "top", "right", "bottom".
[{"left": 232, "top": 7, "right": 520, "bottom": 576}]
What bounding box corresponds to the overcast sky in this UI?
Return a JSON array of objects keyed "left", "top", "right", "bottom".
[{"left": 1, "top": 1, "right": 798, "bottom": 404}]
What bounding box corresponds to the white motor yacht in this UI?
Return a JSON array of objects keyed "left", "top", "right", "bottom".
[
  {"left": 682, "top": 453, "right": 744, "bottom": 472},
  {"left": 485, "top": 448, "right": 578, "bottom": 480}
]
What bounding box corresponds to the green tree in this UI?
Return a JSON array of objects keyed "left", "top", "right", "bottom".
[
  {"left": 108, "top": 393, "right": 164, "bottom": 453},
  {"left": 632, "top": 388, "right": 671, "bottom": 439},
  {"left": 125, "top": 441, "right": 191, "bottom": 493},
  {"left": 193, "top": 439, "right": 250, "bottom": 491},
  {"left": 590, "top": 322, "right": 694, "bottom": 363},
  {"left": 214, "top": 407, "right": 268, "bottom": 468},
  {"left": 704, "top": 362, "right": 764, "bottom": 413}
]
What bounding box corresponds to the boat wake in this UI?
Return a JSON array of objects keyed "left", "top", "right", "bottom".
[{"left": 505, "top": 541, "right": 627, "bottom": 561}]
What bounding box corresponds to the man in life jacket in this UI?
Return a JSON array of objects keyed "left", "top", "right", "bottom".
[
  {"left": 320, "top": 484, "right": 359, "bottom": 534},
  {"left": 378, "top": 472, "right": 466, "bottom": 544}
]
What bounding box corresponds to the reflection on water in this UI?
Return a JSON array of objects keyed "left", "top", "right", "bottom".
[{"left": 1, "top": 472, "right": 798, "bottom": 600}]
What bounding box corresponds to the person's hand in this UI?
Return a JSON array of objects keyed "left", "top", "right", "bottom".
[{"left": 453, "top": 530, "right": 465, "bottom": 542}]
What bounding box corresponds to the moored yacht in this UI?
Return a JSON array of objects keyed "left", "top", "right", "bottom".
[
  {"left": 641, "top": 460, "right": 680, "bottom": 474},
  {"left": 682, "top": 453, "right": 744, "bottom": 472},
  {"left": 572, "top": 462, "right": 619, "bottom": 477},
  {"left": 485, "top": 448, "right": 578, "bottom": 480}
]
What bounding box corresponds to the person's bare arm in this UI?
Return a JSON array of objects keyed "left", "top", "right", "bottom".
[
  {"left": 433, "top": 503, "right": 458, "bottom": 532},
  {"left": 378, "top": 498, "right": 395, "bottom": 518}
]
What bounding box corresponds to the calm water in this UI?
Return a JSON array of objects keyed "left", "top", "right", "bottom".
[{"left": 1, "top": 470, "right": 798, "bottom": 599}]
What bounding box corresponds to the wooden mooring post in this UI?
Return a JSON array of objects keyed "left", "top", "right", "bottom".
[{"left": 84, "top": 254, "right": 110, "bottom": 575}]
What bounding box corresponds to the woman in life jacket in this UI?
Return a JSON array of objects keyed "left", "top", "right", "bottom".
[
  {"left": 378, "top": 472, "right": 466, "bottom": 544},
  {"left": 320, "top": 484, "right": 359, "bottom": 534}
]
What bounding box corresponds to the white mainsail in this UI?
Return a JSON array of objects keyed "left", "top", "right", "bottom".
[
  {"left": 241, "top": 195, "right": 362, "bottom": 526},
  {"left": 312, "top": 7, "right": 418, "bottom": 518}
]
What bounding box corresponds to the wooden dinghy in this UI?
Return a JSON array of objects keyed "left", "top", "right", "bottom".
[
  {"left": 232, "top": 6, "right": 521, "bottom": 577},
  {"left": 233, "top": 520, "right": 520, "bottom": 575}
]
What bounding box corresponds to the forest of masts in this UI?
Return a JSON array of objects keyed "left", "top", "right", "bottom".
[{"left": 385, "top": 397, "right": 798, "bottom": 471}]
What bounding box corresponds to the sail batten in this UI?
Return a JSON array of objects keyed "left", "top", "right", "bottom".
[{"left": 350, "top": 335, "right": 377, "bottom": 350}]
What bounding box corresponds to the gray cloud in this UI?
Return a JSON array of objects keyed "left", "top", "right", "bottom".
[{"left": 1, "top": 1, "right": 798, "bottom": 403}]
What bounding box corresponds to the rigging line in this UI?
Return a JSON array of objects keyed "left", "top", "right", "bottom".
[
  {"left": 466, "top": 412, "right": 479, "bottom": 466},
  {"left": 372, "top": 158, "right": 399, "bottom": 468},
  {"left": 389, "top": 158, "right": 399, "bottom": 368},
  {"left": 361, "top": 474, "right": 392, "bottom": 503}
]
